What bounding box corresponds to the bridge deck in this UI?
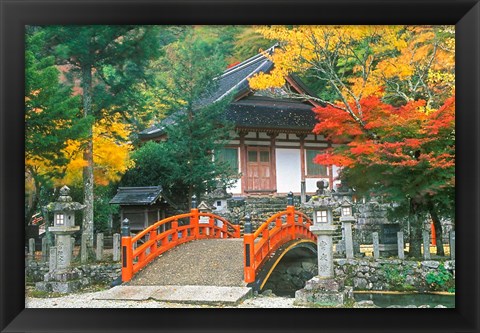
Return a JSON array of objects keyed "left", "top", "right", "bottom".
[{"left": 127, "top": 238, "right": 246, "bottom": 287}]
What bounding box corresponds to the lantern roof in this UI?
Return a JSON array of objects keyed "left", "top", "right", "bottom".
[
  {"left": 304, "top": 195, "right": 338, "bottom": 209},
  {"left": 44, "top": 185, "right": 86, "bottom": 212}
]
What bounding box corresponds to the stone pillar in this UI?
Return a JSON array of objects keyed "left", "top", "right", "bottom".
[
  {"left": 343, "top": 221, "right": 354, "bottom": 259},
  {"left": 28, "top": 238, "right": 35, "bottom": 262},
  {"left": 41, "top": 237, "right": 48, "bottom": 263},
  {"left": 81, "top": 233, "right": 88, "bottom": 263},
  {"left": 96, "top": 233, "right": 104, "bottom": 261},
  {"left": 372, "top": 232, "right": 380, "bottom": 259},
  {"left": 317, "top": 234, "right": 335, "bottom": 278},
  {"left": 113, "top": 233, "right": 121, "bottom": 262},
  {"left": 49, "top": 246, "right": 57, "bottom": 272},
  {"left": 397, "top": 231, "right": 405, "bottom": 260},
  {"left": 423, "top": 230, "right": 431, "bottom": 260},
  {"left": 449, "top": 231, "right": 455, "bottom": 260},
  {"left": 55, "top": 233, "right": 73, "bottom": 271}
]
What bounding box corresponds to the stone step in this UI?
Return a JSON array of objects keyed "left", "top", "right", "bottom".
[{"left": 94, "top": 285, "right": 252, "bottom": 306}]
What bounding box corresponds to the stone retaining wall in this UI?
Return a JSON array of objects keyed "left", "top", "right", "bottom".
[
  {"left": 26, "top": 261, "right": 121, "bottom": 285},
  {"left": 264, "top": 258, "right": 455, "bottom": 295}
]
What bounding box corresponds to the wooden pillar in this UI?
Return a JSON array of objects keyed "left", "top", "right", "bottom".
[
  {"left": 298, "top": 134, "right": 307, "bottom": 202},
  {"left": 239, "top": 131, "right": 247, "bottom": 195},
  {"left": 144, "top": 207, "right": 149, "bottom": 229},
  {"left": 431, "top": 222, "right": 436, "bottom": 246},
  {"left": 297, "top": 134, "right": 306, "bottom": 182},
  {"left": 268, "top": 132, "right": 278, "bottom": 192}
]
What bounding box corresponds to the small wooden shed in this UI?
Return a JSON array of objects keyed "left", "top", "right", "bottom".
[{"left": 109, "top": 186, "right": 177, "bottom": 231}]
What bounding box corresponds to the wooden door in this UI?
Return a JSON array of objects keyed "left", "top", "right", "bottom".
[{"left": 246, "top": 147, "right": 271, "bottom": 192}]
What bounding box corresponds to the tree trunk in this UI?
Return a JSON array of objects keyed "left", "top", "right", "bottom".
[
  {"left": 25, "top": 170, "right": 40, "bottom": 226},
  {"left": 408, "top": 198, "right": 422, "bottom": 258},
  {"left": 81, "top": 64, "right": 95, "bottom": 250},
  {"left": 428, "top": 201, "right": 445, "bottom": 256}
]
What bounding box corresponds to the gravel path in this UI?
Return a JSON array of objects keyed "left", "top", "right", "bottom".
[
  {"left": 128, "top": 238, "right": 245, "bottom": 287},
  {"left": 25, "top": 291, "right": 301, "bottom": 308}
]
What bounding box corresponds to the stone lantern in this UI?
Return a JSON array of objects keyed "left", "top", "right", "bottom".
[
  {"left": 36, "top": 185, "right": 86, "bottom": 293},
  {"left": 295, "top": 196, "right": 353, "bottom": 306},
  {"left": 206, "top": 182, "right": 232, "bottom": 213},
  {"left": 46, "top": 185, "right": 84, "bottom": 270}
]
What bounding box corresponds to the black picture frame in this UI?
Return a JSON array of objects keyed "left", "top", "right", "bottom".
[{"left": 1, "top": 0, "right": 479, "bottom": 332}]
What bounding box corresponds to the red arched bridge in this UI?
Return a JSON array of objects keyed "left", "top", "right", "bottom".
[{"left": 121, "top": 196, "right": 317, "bottom": 291}]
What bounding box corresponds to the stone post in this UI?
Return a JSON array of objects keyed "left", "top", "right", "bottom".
[
  {"left": 96, "top": 233, "right": 104, "bottom": 261},
  {"left": 113, "top": 233, "right": 121, "bottom": 262},
  {"left": 343, "top": 221, "right": 354, "bottom": 259},
  {"left": 397, "top": 231, "right": 405, "bottom": 260},
  {"left": 71, "top": 237, "right": 75, "bottom": 259},
  {"left": 81, "top": 233, "right": 88, "bottom": 263},
  {"left": 49, "top": 246, "right": 57, "bottom": 272},
  {"left": 28, "top": 238, "right": 35, "bottom": 262},
  {"left": 423, "top": 230, "right": 431, "bottom": 260},
  {"left": 41, "top": 237, "right": 48, "bottom": 263},
  {"left": 449, "top": 230, "right": 455, "bottom": 260},
  {"left": 300, "top": 181, "right": 306, "bottom": 204},
  {"left": 372, "top": 232, "right": 380, "bottom": 259}
]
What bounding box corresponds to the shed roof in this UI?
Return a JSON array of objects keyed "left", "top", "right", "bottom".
[{"left": 109, "top": 186, "right": 165, "bottom": 206}]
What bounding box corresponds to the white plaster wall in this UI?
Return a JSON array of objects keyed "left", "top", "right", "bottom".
[
  {"left": 229, "top": 178, "right": 242, "bottom": 195},
  {"left": 276, "top": 148, "right": 301, "bottom": 193},
  {"left": 228, "top": 147, "right": 242, "bottom": 195}
]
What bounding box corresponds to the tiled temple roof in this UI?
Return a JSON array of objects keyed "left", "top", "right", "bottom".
[{"left": 139, "top": 45, "right": 319, "bottom": 140}]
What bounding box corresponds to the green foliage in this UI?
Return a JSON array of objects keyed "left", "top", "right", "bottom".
[
  {"left": 425, "top": 263, "right": 454, "bottom": 291},
  {"left": 121, "top": 36, "right": 240, "bottom": 205},
  {"left": 93, "top": 185, "right": 119, "bottom": 233},
  {"left": 230, "top": 27, "right": 273, "bottom": 63},
  {"left": 382, "top": 264, "right": 415, "bottom": 291},
  {"left": 120, "top": 141, "right": 169, "bottom": 187},
  {"left": 43, "top": 25, "right": 163, "bottom": 132}
]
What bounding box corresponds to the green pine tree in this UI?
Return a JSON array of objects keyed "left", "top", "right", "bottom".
[
  {"left": 41, "top": 25, "right": 162, "bottom": 249},
  {"left": 25, "top": 28, "right": 89, "bottom": 226}
]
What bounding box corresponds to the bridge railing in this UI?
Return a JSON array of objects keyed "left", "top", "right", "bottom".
[
  {"left": 243, "top": 194, "right": 316, "bottom": 283},
  {"left": 121, "top": 201, "right": 241, "bottom": 282}
]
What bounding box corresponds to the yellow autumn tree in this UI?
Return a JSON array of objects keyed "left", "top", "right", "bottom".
[
  {"left": 61, "top": 113, "right": 134, "bottom": 186},
  {"left": 249, "top": 25, "right": 454, "bottom": 122}
]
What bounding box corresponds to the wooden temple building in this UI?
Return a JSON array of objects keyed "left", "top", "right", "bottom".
[{"left": 139, "top": 46, "right": 340, "bottom": 197}]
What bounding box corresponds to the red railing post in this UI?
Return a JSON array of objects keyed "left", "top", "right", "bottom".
[
  {"left": 121, "top": 218, "right": 133, "bottom": 282},
  {"left": 222, "top": 222, "right": 227, "bottom": 238},
  {"left": 286, "top": 191, "right": 296, "bottom": 239},
  {"left": 172, "top": 221, "right": 179, "bottom": 243},
  {"left": 243, "top": 215, "right": 255, "bottom": 283},
  {"left": 209, "top": 216, "right": 214, "bottom": 237},
  {"left": 234, "top": 225, "right": 241, "bottom": 238},
  {"left": 149, "top": 229, "right": 157, "bottom": 254},
  {"left": 190, "top": 208, "right": 199, "bottom": 238},
  {"left": 287, "top": 205, "right": 296, "bottom": 240},
  {"left": 190, "top": 195, "right": 199, "bottom": 238}
]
